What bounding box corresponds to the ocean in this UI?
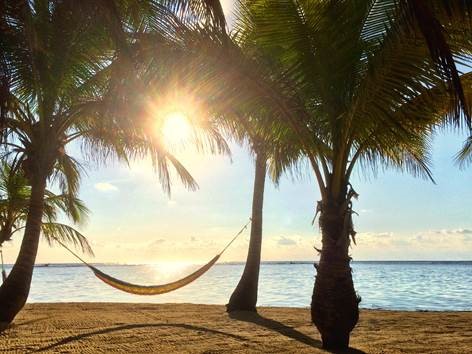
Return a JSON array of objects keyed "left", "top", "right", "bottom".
[{"left": 5, "top": 261, "right": 472, "bottom": 311}]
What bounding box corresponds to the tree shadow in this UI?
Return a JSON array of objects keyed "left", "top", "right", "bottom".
[
  {"left": 228, "top": 311, "right": 365, "bottom": 354},
  {"left": 0, "top": 317, "right": 51, "bottom": 334},
  {"left": 35, "top": 323, "right": 247, "bottom": 352},
  {"left": 15, "top": 317, "right": 50, "bottom": 327},
  {"left": 228, "top": 311, "right": 322, "bottom": 348}
]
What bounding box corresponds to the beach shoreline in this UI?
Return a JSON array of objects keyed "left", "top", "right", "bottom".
[{"left": 1, "top": 303, "right": 471, "bottom": 353}]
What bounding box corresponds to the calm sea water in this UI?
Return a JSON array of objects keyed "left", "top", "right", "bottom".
[{"left": 4, "top": 261, "right": 472, "bottom": 311}]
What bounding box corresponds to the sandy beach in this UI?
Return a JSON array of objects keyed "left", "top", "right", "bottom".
[{"left": 0, "top": 303, "right": 471, "bottom": 353}]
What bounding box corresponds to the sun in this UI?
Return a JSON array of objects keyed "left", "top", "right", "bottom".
[{"left": 160, "top": 111, "right": 192, "bottom": 147}]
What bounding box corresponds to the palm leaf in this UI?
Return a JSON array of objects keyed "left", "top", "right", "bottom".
[
  {"left": 41, "top": 222, "right": 94, "bottom": 257},
  {"left": 456, "top": 135, "right": 472, "bottom": 167}
]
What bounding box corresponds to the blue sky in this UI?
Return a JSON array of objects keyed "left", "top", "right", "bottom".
[{"left": 2, "top": 1, "right": 471, "bottom": 264}]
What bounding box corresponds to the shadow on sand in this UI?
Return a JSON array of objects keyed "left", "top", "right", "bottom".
[
  {"left": 228, "top": 311, "right": 365, "bottom": 354},
  {"left": 15, "top": 317, "right": 51, "bottom": 328},
  {"left": 34, "top": 323, "right": 247, "bottom": 352}
]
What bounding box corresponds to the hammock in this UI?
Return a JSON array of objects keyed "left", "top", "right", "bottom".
[{"left": 54, "top": 219, "right": 251, "bottom": 295}]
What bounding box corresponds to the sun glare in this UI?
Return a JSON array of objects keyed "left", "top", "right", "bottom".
[
  {"left": 160, "top": 111, "right": 192, "bottom": 147},
  {"left": 150, "top": 261, "right": 194, "bottom": 280}
]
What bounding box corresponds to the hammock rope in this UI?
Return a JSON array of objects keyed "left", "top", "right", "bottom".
[{"left": 52, "top": 218, "right": 251, "bottom": 295}]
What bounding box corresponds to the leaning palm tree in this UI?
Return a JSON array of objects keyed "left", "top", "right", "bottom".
[
  {"left": 225, "top": 122, "right": 267, "bottom": 312},
  {"left": 232, "top": 0, "right": 471, "bottom": 348},
  {"left": 0, "top": 161, "right": 92, "bottom": 268},
  {"left": 223, "top": 77, "right": 305, "bottom": 311},
  {"left": 0, "top": 0, "right": 226, "bottom": 324},
  {"left": 226, "top": 126, "right": 302, "bottom": 312}
]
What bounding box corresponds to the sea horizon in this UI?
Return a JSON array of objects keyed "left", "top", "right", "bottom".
[{"left": 12, "top": 260, "right": 472, "bottom": 267}]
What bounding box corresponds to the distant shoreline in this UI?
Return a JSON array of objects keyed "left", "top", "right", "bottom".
[{"left": 11, "top": 260, "right": 471, "bottom": 267}]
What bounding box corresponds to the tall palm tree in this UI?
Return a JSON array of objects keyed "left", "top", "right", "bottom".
[
  {"left": 226, "top": 126, "right": 267, "bottom": 312},
  {"left": 0, "top": 161, "right": 92, "bottom": 258},
  {"left": 226, "top": 128, "right": 300, "bottom": 312},
  {"left": 0, "top": 0, "right": 226, "bottom": 324},
  {"left": 222, "top": 60, "right": 305, "bottom": 311},
  {"left": 231, "top": 0, "right": 471, "bottom": 348}
]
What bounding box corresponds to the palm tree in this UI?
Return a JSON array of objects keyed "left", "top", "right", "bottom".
[
  {"left": 0, "top": 161, "right": 92, "bottom": 258},
  {"left": 223, "top": 76, "right": 304, "bottom": 312},
  {"left": 231, "top": 0, "right": 471, "bottom": 348},
  {"left": 226, "top": 129, "right": 299, "bottom": 312},
  {"left": 0, "top": 0, "right": 226, "bottom": 324},
  {"left": 226, "top": 130, "right": 267, "bottom": 312}
]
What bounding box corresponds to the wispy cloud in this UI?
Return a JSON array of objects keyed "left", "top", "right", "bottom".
[
  {"left": 352, "top": 227, "right": 472, "bottom": 260},
  {"left": 277, "top": 237, "right": 297, "bottom": 246},
  {"left": 148, "top": 239, "right": 166, "bottom": 248},
  {"left": 94, "top": 182, "right": 118, "bottom": 192},
  {"left": 276, "top": 235, "right": 302, "bottom": 246},
  {"left": 433, "top": 228, "right": 472, "bottom": 235}
]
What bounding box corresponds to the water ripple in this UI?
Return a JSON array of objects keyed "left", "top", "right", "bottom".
[{"left": 6, "top": 261, "right": 471, "bottom": 311}]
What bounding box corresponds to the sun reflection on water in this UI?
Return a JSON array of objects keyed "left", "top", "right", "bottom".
[{"left": 148, "top": 261, "right": 196, "bottom": 282}]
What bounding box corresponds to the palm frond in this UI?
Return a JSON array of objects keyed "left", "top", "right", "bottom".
[
  {"left": 362, "top": 0, "right": 472, "bottom": 126},
  {"left": 456, "top": 135, "right": 472, "bottom": 167},
  {"left": 228, "top": 0, "right": 471, "bottom": 199},
  {"left": 50, "top": 153, "right": 85, "bottom": 198},
  {"left": 41, "top": 222, "right": 94, "bottom": 256},
  {"left": 43, "top": 191, "right": 90, "bottom": 226}
]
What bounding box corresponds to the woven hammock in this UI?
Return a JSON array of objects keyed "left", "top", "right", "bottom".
[
  {"left": 54, "top": 219, "right": 250, "bottom": 295},
  {"left": 89, "top": 255, "right": 220, "bottom": 295}
]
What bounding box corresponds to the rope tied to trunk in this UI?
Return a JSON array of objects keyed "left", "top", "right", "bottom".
[{"left": 51, "top": 218, "right": 252, "bottom": 295}]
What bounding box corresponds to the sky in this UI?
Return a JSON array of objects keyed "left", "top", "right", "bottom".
[{"left": 2, "top": 1, "right": 471, "bottom": 264}]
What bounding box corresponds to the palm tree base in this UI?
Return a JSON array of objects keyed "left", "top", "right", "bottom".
[
  {"left": 321, "top": 333, "right": 350, "bottom": 350},
  {"left": 226, "top": 301, "right": 257, "bottom": 313},
  {"left": 0, "top": 321, "right": 9, "bottom": 333},
  {"left": 0, "top": 282, "right": 28, "bottom": 324}
]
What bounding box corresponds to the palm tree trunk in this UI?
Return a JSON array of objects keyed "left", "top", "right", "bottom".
[
  {"left": 226, "top": 150, "right": 266, "bottom": 312},
  {"left": 0, "top": 176, "right": 47, "bottom": 324},
  {"left": 311, "top": 197, "right": 359, "bottom": 350}
]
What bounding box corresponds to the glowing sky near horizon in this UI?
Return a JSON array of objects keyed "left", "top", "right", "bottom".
[{"left": 2, "top": 1, "right": 471, "bottom": 265}]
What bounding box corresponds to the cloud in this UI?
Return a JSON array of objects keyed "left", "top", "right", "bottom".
[
  {"left": 358, "top": 232, "right": 393, "bottom": 244},
  {"left": 433, "top": 228, "right": 472, "bottom": 235},
  {"left": 376, "top": 232, "right": 393, "bottom": 238},
  {"left": 451, "top": 229, "right": 472, "bottom": 235},
  {"left": 94, "top": 182, "right": 118, "bottom": 192},
  {"left": 277, "top": 236, "right": 298, "bottom": 246},
  {"left": 416, "top": 228, "right": 472, "bottom": 245},
  {"left": 148, "top": 239, "right": 166, "bottom": 248},
  {"left": 353, "top": 227, "right": 472, "bottom": 257}
]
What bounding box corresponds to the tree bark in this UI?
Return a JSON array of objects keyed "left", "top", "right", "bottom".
[
  {"left": 226, "top": 150, "right": 266, "bottom": 312},
  {"left": 311, "top": 197, "right": 359, "bottom": 350},
  {"left": 0, "top": 175, "right": 47, "bottom": 324}
]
